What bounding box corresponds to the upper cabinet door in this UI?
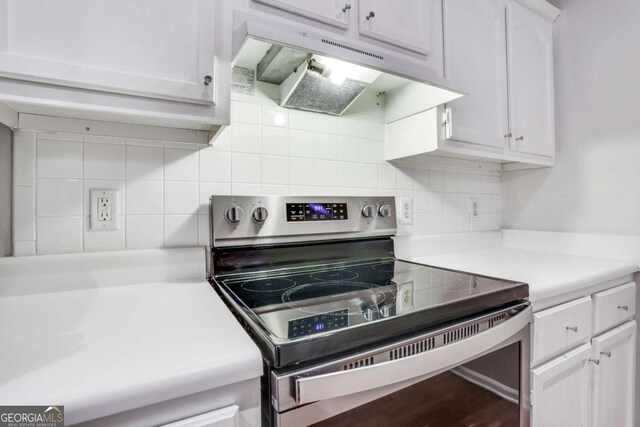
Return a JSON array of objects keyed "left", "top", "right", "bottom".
[
  {"left": 358, "top": 0, "right": 431, "bottom": 55},
  {"left": 506, "top": 1, "right": 555, "bottom": 157},
  {"left": 443, "top": 0, "right": 509, "bottom": 148},
  {"left": 531, "top": 343, "right": 591, "bottom": 427},
  {"left": 592, "top": 322, "right": 636, "bottom": 427},
  {"left": 253, "top": 0, "right": 352, "bottom": 29},
  {"left": 0, "top": 0, "right": 216, "bottom": 105}
]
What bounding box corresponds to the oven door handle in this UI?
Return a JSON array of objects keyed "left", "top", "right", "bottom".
[{"left": 294, "top": 305, "right": 531, "bottom": 405}]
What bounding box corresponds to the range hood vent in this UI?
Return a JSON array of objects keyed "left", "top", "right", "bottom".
[
  {"left": 256, "top": 45, "right": 310, "bottom": 85},
  {"left": 279, "top": 61, "right": 366, "bottom": 116},
  {"left": 279, "top": 56, "right": 382, "bottom": 116}
]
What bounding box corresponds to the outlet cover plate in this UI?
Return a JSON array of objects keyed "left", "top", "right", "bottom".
[
  {"left": 399, "top": 197, "right": 413, "bottom": 225},
  {"left": 469, "top": 197, "right": 480, "bottom": 221},
  {"left": 90, "top": 189, "right": 119, "bottom": 231}
]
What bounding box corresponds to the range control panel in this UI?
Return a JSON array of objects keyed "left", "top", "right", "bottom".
[
  {"left": 286, "top": 202, "right": 348, "bottom": 222},
  {"left": 210, "top": 196, "right": 397, "bottom": 247},
  {"left": 288, "top": 309, "right": 349, "bottom": 338}
]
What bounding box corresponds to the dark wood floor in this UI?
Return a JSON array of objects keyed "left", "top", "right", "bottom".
[{"left": 312, "top": 371, "right": 519, "bottom": 427}]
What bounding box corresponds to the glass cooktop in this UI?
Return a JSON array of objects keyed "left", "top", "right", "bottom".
[{"left": 215, "top": 258, "right": 524, "bottom": 341}]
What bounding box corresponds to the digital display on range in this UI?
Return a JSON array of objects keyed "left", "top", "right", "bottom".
[
  {"left": 288, "top": 309, "right": 349, "bottom": 338},
  {"left": 286, "top": 203, "right": 348, "bottom": 222}
]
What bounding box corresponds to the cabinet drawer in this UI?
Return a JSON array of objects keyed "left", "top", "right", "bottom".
[
  {"left": 593, "top": 282, "right": 636, "bottom": 334},
  {"left": 532, "top": 296, "right": 592, "bottom": 365},
  {"left": 162, "top": 405, "right": 238, "bottom": 427}
]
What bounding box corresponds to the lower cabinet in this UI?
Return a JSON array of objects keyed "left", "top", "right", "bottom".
[
  {"left": 531, "top": 321, "right": 637, "bottom": 427},
  {"left": 162, "top": 405, "right": 239, "bottom": 427},
  {"left": 531, "top": 343, "right": 591, "bottom": 427},
  {"left": 591, "top": 322, "right": 636, "bottom": 427}
]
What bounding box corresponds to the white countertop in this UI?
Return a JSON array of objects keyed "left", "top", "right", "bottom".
[
  {"left": 0, "top": 249, "right": 262, "bottom": 425},
  {"left": 406, "top": 246, "right": 638, "bottom": 311}
]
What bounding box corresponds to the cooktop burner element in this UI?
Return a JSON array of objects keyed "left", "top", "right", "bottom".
[
  {"left": 372, "top": 260, "right": 424, "bottom": 273},
  {"left": 309, "top": 269, "right": 359, "bottom": 281},
  {"left": 240, "top": 278, "right": 296, "bottom": 293}
]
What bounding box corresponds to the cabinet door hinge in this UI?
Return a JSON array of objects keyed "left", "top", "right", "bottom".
[{"left": 442, "top": 107, "right": 452, "bottom": 139}]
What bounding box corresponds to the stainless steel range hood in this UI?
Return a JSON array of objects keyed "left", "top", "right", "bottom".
[{"left": 232, "top": 11, "right": 465, "bottom": 121}]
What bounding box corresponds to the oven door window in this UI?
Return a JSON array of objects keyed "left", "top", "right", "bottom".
[{"left": 309, "top": 343, "right": 521, "bottom": 427}]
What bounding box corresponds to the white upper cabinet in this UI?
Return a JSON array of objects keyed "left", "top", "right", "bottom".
[
  {"left": 357, "top": 0, "right": 430, "bottom": 55},
  {"left": 0, "top": 0, "right": 217, "bottom": 105},
  {"left": 591, "top": 322, "right": 636, "bottom": 427},
  {"left": 506, "top": 1, "right": 555, "bottom": 157},
  {"left": 252, "top": 0, "right": 352, "bottom": 29},
  {"left": 384, "top": 0, "right": 559, "bottom": 169},
  {"left": 443, "top": 0, "right": 509, "bottom": 148}
]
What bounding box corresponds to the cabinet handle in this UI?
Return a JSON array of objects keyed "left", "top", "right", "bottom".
[
  {"left": 515, "top": 136, "right": 524, "bottom": 141},
  {"left": 204, "top": 75, "right": 213, "bottom": 86},
  {"left": 504, "top": 133, "right": 512, "bottom": 138},
  {"left": 366, "top": 11, "right": 375, "bottom": 20},
  {"left": 617, "top": 305, "right": 629, "bottom": 311},
  {"left": 566, "top": 325, "right": 578, "bottom": 333},
  {"left": 588, "top": 358, "right": 600, "bottom": 365},
  {"left": 600, "top": 351, "right": 612, "bottom": 358},
  {"left": 342, "top": 2, "right": 351, "bottom": 12}
]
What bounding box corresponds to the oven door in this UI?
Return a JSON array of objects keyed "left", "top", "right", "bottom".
[{"left": 272, "top": 303, "right": 531, "bottom": 427}]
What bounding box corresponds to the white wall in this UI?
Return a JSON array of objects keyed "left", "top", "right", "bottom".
[
  {"left": 503, "top": 0, "right": 640, "bottom": 234},
  {"left": 11, "top": 94, "right": 503, "bottom": 255},
  {"left": 0, "top": 124, "right": 11, "bottom": 256}
]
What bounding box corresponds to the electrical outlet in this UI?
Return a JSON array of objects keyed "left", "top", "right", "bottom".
[
  {"left": 469, "top": 197, "right": 480, "bottom": 221},
  {"left": 398, "top": 281, "right": 414, "bottom": 312},
  {"left": 90, "top": 189, "right": 119, "bottom": 231},
  {"left": 399, "top": 198, "right": 413, "bottom": 225}
]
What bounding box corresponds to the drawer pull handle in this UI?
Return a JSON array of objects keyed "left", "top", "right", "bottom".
[
  {"left": 566, "top": 326, "right": 578, "bottom": 333},
  {"left": 617, "top": 305, "right": 629, "bottom": 311},
  {"left": 588, "top": 358, "right": 600, "bottom": 365},
  {"left": 601, "top": 351, "right": 612, "bottom": 358}
]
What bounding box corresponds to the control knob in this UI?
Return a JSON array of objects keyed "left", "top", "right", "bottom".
[
  {"left": 252, "top": 206, "right": 269, "bottom": 223},
  {"left": 378, "top": 204, "right": 391, "bottom": 218},
  {"left": 225, "top": 205, "right": 245, "bottom": 224},
  {"left": 361, "top": 204, "right": 376, "bottom": 219},
  {"left": 362, "top": 306, "right": 375, "bottom": 322},
  {"left": 379, "top": 304, "right": 390, "bottom": 318}
]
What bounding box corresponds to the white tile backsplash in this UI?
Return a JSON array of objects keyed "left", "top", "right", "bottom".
[
  {"left": 199, "top": 150, "right": 231, "bottom": 183},
  {"left": 164, "top": 181, "right": 199, "bottom": 215},
  {"left": 37, "top": 178, "right": 82, "bottom": 216},
  {"left": 12, "top": 98, "right": 502, "bottom": 255},
  {"left": 164, "top": 214, "right": 198, "bottom": 247},
  {"left": 37, "top": 138, "right": 83, "bottom": 178},
  {"left": 232, "top": 123, "right": 261, "bottom": 153},
  {"left": 125, "top": 144, "right": 163, "bottom": 180},
  {"left": 84, "top": 142, "right": 125, "bottom": 180},
  {"left": 84, "top": 215, "right": 125, "bottom": 252},
  {"left": 126, "top": 180, "right": 163, "bottom": 215},
  {"left": 262, "top": 156, "right": 289, "bottom": 185},
  {"left": 37, "top": 216, "right": 82, "bottom": 254},
  {"left": 262, "top": 126, "right": 289, "bottom": 156},
  {"left": 13, "top": 186, "right": 35, "bottom": 240},
  {"left": 288, "top": 130, "right": 314, "bottom": 158},
  {"left": 125, "top": 215, "right": 163, "bottom": 249},
  {"left": 232, "top": 152, "right": 261, "bottom": 183},
  {"left": 164, "top": 147, "right": 198, "bottom": 181}
]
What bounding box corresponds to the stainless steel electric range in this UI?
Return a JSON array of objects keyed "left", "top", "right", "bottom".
[{"left": 209, "top": 196, "right": 531, "bottom": 427}]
